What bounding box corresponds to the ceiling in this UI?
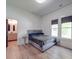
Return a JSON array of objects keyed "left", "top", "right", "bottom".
[{"left": 7, "top": 0, "right": 72, "bottom": 16}]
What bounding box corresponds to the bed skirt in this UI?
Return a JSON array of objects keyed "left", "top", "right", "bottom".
[{"left": 29, "top": 40, "right": 55, "bottom": 52}]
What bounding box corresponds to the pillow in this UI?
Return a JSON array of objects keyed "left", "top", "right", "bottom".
[{"left": 29, "top": 33, "right": 44, "bottom": 36}]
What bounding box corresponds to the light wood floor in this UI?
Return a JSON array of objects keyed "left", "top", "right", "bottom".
[{"left": 7, "top": 41, "right": 72, "bottom": 59}]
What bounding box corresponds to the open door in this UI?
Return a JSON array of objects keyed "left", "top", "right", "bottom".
[
  {"left": 6, "top": 19, "right": 8, "bottom": 47},
  {"left": 6, "top": 19, "right": 17, "bottom": 46},
  {"left": 8, "top": 19, "right": 17, "bottom": 42}
]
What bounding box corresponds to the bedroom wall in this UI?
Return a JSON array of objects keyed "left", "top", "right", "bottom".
[
  {"left": 41, "top": 4, "right": 72, "bottom": 49},
  {"left": 6, "top": 5, "right": 42, "bottom": 45}
]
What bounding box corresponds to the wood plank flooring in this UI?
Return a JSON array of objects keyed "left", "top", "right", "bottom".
[{"left": 6, "top": 41, "right": 72, "bottom": 59}]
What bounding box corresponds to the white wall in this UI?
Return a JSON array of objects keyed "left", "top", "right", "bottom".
[
  {"left": 41, "top": 4, "right": 72, "bottom": 49},
  {"left": 6, "top": 5, "right": 42, "bottom": 45}
]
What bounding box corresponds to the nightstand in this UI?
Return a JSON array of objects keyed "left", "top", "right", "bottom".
[{"left": 23, "top": 35, "right": 29, "bottom": 45}]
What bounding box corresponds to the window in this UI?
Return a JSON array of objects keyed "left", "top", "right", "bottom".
[
  {"left": 51, "top": 19, "right": 58, "bottom": 37},
  {"left": 52, "top": 24, "right": 58, "bottom": 37},
  {"left": 61, "top": 16, "right": 72, "bottom": 39},
  {"left": 8, "top": 24, "right": 10, "bottom": 31},
  {"left": 62, "top": 22, "right": 72, "bottom": 39},
  {"left": 13, "top": 25, "right": 15, "bottom": 31}
]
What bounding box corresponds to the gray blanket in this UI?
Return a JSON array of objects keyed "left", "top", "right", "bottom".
[{"left": 32, "top": 35, "right": 55, "bottom": 44}]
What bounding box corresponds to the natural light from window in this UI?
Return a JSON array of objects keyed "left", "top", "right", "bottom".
[
  {"left": 51, "top": 24, "right": 58, "bottom": 37},
  {"left": 62, "top": 22, "right": 72, "bottom": 39}
]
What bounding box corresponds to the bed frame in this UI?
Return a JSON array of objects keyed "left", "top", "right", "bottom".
[{"left": 27, "top": 30, "right": 56, "bottom": 52}]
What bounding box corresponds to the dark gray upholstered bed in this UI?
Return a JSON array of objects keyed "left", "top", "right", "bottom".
[{"left": 28, "top": 30, "right": 57, "bottom": 52}]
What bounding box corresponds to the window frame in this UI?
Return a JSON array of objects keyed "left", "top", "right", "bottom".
[
  {"left": 51, "top": 19, "right": 58, "bottom": 37},
  {"left": 61, "top": 22, "right": 72, "bottom": 39},
  {"left": 61, "top": 16, "right": 72, "bottom": 39}
]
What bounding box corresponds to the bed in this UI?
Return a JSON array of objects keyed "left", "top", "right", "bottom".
[{"left": 28, "top": 30, "right": 57, "bottom": 52}]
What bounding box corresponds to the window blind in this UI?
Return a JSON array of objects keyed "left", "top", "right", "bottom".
[
  {"left": 51, "top": 19, "right": 58, "bottom": 24},
  {"left": 61, "top": 16, "right": 72, "bottom": 23}
]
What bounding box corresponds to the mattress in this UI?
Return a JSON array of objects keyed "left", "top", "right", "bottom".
[
  {"left": 32, "top": 35, "right": 55, "bottom": 44},
  {"left": 30, "top": 35, "right": 55, "bottom": 47}
]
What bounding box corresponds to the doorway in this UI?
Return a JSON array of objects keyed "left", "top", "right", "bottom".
[{"left": 7, "top": 19, "right": 17, "bottom": 46}]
